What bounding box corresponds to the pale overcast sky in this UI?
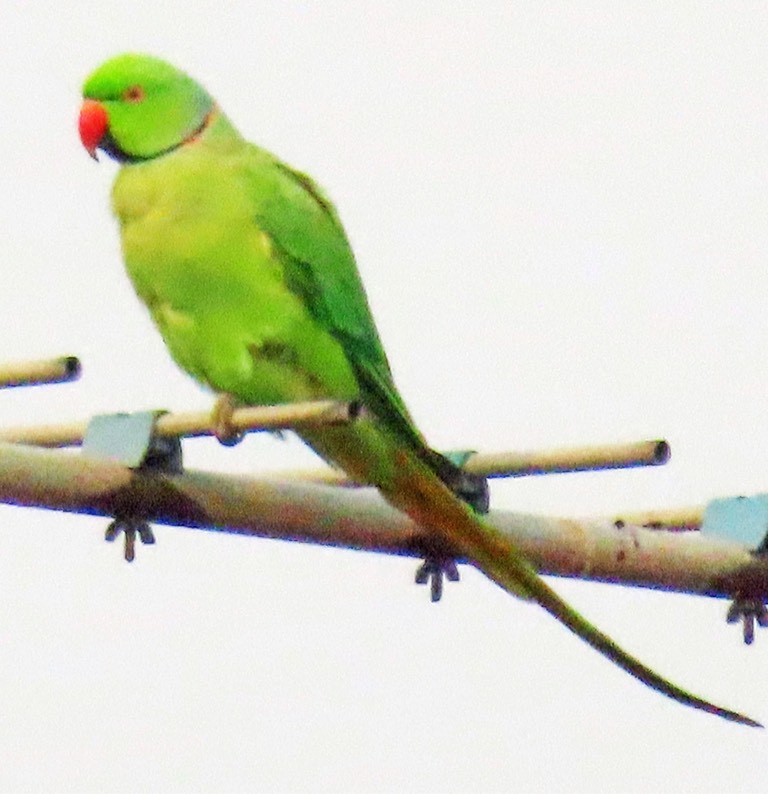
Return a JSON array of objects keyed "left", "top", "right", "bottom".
[{"left": 1, "top": 2, "right": 768, "bottom": 791}]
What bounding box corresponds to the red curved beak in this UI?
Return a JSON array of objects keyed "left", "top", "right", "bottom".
[{"left": 78, "top": 99, "right": 108, "bottom": 160}]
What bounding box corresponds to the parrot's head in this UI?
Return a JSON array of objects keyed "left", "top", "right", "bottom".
[{"left": 79, "top": 53, "right": 215, "bottom": 163}]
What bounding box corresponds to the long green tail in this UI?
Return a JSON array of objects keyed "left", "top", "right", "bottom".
[{"left": 300, "top": 415, "right": 761, "bottom": 728}]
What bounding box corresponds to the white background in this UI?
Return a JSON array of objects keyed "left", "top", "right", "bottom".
[{"left": 1, "top": 2, "right": 767, "bottom": 791}]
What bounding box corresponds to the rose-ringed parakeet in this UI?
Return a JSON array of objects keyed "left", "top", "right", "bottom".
[{"left": 78, "top": 53, "right": 757, "bottom": 727}]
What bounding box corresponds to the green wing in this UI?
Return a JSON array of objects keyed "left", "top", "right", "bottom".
[{"left": 241, "top": 146, "right": 429, "bottom": 453}]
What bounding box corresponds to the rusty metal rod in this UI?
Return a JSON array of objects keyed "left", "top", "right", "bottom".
[
  {"left": 0, "top": 356, "right": 81, "bottom": 389},
  {"left": 0, "top": 440, "right": 760, "bottom": 599}
]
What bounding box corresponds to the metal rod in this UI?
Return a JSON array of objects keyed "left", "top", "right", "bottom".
[
  {"left": 468, "top": 439, "right": 670, "bottom": 477},
  {"left": 0, "top": 356, "right": 81, "bottom": 389},
  {"left": 607, "top": 506, "right": 704, "bottom": 530},
  {"left": 0, "top": 385, "right": 670, "bottom": 482},
  {"left": 0, "top": 440, "right": 760, "bottom": 599},
  {"left": 0, "top": 399, "right": 356, "bottom": 448},
  {"left": 268, "top": 439, "right": 671, "bottom": 485}
]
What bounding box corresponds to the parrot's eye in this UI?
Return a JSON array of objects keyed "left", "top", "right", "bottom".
[{"left": 122, "top": 85, "right": 145, "bottom": 103}]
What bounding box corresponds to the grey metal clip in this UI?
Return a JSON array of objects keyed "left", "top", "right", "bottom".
[
  {"left": 702, "top": 495, "right": 768, "bottom": 552},
  {"left": 702, "top": 495, "right": 768, "bottom": 643},
  {"left": 83, "top": 410, "right": 182, "bottom": 561}
]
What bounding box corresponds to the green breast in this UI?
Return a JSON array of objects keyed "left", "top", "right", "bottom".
[{"left": 111, "top": 144, "right": 359, "bottom": 405}]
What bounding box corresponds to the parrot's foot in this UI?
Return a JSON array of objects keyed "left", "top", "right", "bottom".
[
  {"left": 105, "top": 518, "right": 156, "bottom": 562},
  {"left": 727, "top": 598, "right": 768, "bottom": 644},
  {"left": 211, "top": 393, "right": 245, "bottom": 446},
  {"left": 415, "top": 556, "right": 460, "bottom": 602}
]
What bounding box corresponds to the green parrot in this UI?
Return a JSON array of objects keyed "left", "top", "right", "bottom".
[{"left": 79, "top": 53, "right": 758, "bottom": 727}]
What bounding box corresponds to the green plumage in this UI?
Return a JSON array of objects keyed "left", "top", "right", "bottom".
[{"left": 81, "top": 53, "right": 757, "bottom": 727}]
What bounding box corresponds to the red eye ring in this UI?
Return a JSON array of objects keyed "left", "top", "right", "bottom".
[{"left": 123, "top": 85, "right": 145, "bottom": 103}]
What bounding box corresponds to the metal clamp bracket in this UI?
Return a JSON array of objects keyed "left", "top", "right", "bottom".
[
  {"left": 702, "top": 495, "right": 768, "bottom": 643},
  {"left": 702, "top": 495, "right": 768, "bottom": 552},
  {"left": 83, "top": 410, "right": 182, "bottom": 561}
]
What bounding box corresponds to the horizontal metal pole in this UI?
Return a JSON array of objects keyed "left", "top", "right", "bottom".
[
  {"left": 0, "top": 399, "right": 355, "bottom": 448},
  {"left": 0, "top": 440, "right": 760, "bottom": 599},
  {"left": 608, "top": 506, "right": 704, "bottom": 530},
  {"left": 0, "top": 356, "right": 81, "bottom": 389},
  {"left": 267, "top": 439, "right": 671, "bottom": 485},
  {"left": 473, "top": 439, "right": 670, "bottom": 477},
  {"left": 0, "top": 395, "right": 670, "bottom": 482}
]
